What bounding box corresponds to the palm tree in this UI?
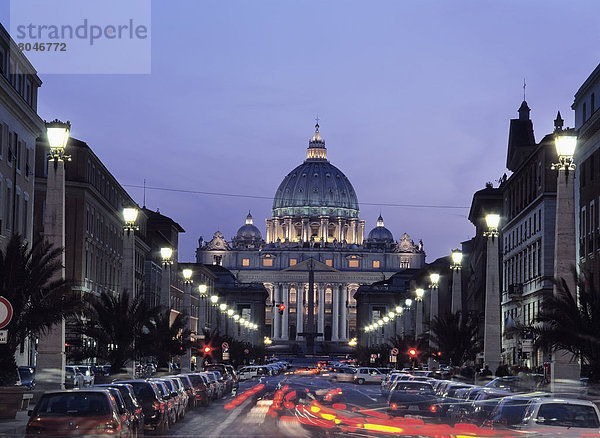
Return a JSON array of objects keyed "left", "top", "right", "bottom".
[
  {"left": 526, "top": 273, "right": 600, "bottom": 381},
  {"left": 140, "top": 309, "right": 191, "bottom": 370},
  {"left": 0, "top": 235, "right": 81, "bottom": 386},
  {"left": 429, "top": 311, "right": 480, "bottom": 366},
  {"left": 72, "top": 290, "right": 159, "bottom": 373}
]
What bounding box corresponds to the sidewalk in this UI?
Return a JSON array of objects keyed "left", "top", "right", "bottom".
[{"left": 0, "top": 410, "right": 27, "bottom": 438}]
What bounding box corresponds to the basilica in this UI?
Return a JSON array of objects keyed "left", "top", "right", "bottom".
[{"left": 196, "top": 124, "right": 426, "bottom": 350}]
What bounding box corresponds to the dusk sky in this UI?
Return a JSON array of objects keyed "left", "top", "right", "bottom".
[{"left": 3, "top": 1, "right": 599, "bottom": 263}]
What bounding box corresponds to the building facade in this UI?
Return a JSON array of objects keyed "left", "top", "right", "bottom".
[
  {"left": 196, "top": 124, "right": 426, "bottom": 351},
  {"left": 573, "top": 63, "right": 600, "bottom": 288},
  {"left": 498, "top": 102, "right": 558, "bottom": 368},
  {"left": 0, "top": 24, "right": 43, "bottom": 251}
]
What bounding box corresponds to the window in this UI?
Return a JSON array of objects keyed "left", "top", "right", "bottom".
[
  {"left": 372, "top": 260, "right": 380, "bottom": 268},
  {"left": 325, "top": 259, "right": 332, "bottom": 267},
  {"left": 583, "top": 102, "right": 587, "bottom": 122},
  {"left": 325, "top": 289, "right": 332, "bottom": 304},
  {"left": 16, "top": 140, "right": 21, "bottom": 172},
  {"left": 263, "top": 258, "right": 273, "bottom": 267},
  {"left": 348, "top": 260, "right": 359, "bottom": 268},
  {"left": 290, "top": 288, "right": 297, "bottom": 304},
  {"left": 289, "top": 258, "right": 297, "bottom": 266},
  {"left": 242, "top": 258, "right": 250, "bottom": 266}
]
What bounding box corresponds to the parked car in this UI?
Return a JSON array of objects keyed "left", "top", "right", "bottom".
[
  {"left": 175, "top": 374, "right": 196, "bottom": 408},
  {"left": 64, "top": 366, "right": 85, "bottom": 389},
  {"left": 204, "top": 371, "right": 224, "bottom": 399},
  {"left": 517, "top": 397, "right": 600, "bottom": 434},
  {"left": 119, "top": 379, "right": 169, "bottom": 433},
  {"left": 99, "top": 386, "right": 135, "bottom": 436},
  {"left": 184, "top": 373, "right": 210, "bottom": 407},
  {"left": 96, "top": 383, "right": 144, "bottom": 437},
  {"left": 26, "top": 389, "right": 130, "bottom": 437},
  {"left": 205, "top": 364, "right": 234, "bottom": 394},
  {"left": 353, "top": 367, "right": 385, "bottom": 385},
  {"left": 150, "top": 380, "right": 177, "bottom": 426},
  {"left": 388, "top": 381, "right": 441, "bottom": 417},
  {"left": 330, "top": 367, "right": 356, "bottom": 383},
  {"left": 237, "top": 366, "right": 261, "bottom": 381},
  {"left": 18, "top": 366, "right": 35, "bottom": 390},
  {"left": 160, "top": 377, "right": 187, "bottom": 420},
  {"left": 485, "top": 392, "right": 552, "bottom": 429}
]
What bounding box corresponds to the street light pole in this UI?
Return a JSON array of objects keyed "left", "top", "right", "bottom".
[
  {"left": 551, "top": 124, "right": 580, "bottom": 393},
  {"left": 415, "top": 289, "right": 424, "bottom": 339},
  {"left": 160, "top": 247, "right": 173, "bottom": 310},
  {"left": 484, "top": 213, "right": 502, "bottom": 374},
  {"left": 36, "top": 119, "right": 71, "bottom": 391},
  {"left": 451, "top": 249, "right": 463, "bottom": 314},
  {"left": 428, "top": 273, "right": 440, "bottom": 370},
  {"left": 122, "top": 206, "right": 139, "bottom": 297},
  {"left": 181, "top": 268, "right": 193, "bottom": 373}
]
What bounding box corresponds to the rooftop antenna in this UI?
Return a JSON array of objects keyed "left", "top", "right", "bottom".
[
  {"left": 523, "top": 78, "right": 526, "bottom": 101},
  {"left": 143, "top": 178, "right": 146, "bottom": 208}
]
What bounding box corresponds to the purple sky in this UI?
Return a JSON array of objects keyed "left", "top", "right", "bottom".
[{"left": 4, "top": 1, "right": 600, "bottom": 262}]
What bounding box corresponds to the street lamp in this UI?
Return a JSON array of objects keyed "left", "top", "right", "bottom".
[
  {"left": 123, "top": 207, "right": 139, "bottom": 232},
  {"left": 46, "top": 119, "right": 71, "bottom": 160},
  {"left": 210, "top": 295, "right": 219, "bottom": 305},
  {"left": 198, "top": 284, "right": 207, "bottom": 295},
  {"left": 551, "top": 123, "right": 579, "bottom": 391},
  {"left": 395, "top": 306, "right": 403, "bottom": 313},
  {"left": 182, "top": 268, "right": 193, "bottom": 283},
  {"left": 429, "top": 273, "right": 440, "bottom": 287},
  {"left": 36, "top": 120, "right": 71, "bottom": 390},
  {"left": 219, "top": 303, "right": 227, "bottom": 312},
  {"left": 405, "top": 298, "right": 412, "bottom": 307},
  {"left": 233, "top": 314, "right": 240, "bottom": 321},
  {"left": 429, "top": 273, "right": 440, "bottom": 370},
  {"left": 451, "top": 249, "right": 463, "bottom": 314},
  {"left": 227, "top": 309, "right": 234, "bottom": 317},
  {"left": 160, "top": 247, "right": 173, "bottom": 265},
  {"left": 415, "top": 288, "right": 425, "bottom": 301},
  {"left": 483, "top": 211, "right": 501, "bottom": 374}
]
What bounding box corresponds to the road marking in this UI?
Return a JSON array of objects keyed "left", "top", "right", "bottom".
[
  {"left": 212, "top": 397, "right": 252, "bottom": 436},
  {"left": 243, "top": 400, "right": 272, "bottom": 424}
]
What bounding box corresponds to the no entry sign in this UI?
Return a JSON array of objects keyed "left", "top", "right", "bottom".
[{"left": 0, "top": 296, "right": 13, "bottom": 329}]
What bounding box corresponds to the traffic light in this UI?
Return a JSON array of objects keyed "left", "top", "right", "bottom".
[
  {"left": 203, "top": 346, "right": 212, "bottom": 355},
  {"left": 408, "top": 348, "right": 417, "bottom": 358},
  {"left": 278, "top": 303, "right": 286, "bottom": 315}
]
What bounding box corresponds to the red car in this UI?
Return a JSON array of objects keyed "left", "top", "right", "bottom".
[{"left": 26, "top": 389, "right": 131, "bottom": 437}]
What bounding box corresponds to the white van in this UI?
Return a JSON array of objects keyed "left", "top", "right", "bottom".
[{"left": 238, "top": 365, "right": 270, "bottom": 381}]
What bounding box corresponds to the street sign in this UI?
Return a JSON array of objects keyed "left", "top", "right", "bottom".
[
  {"left": 0, "top": 330, "right": 6, "bottom": 344},
  {"left": 222, "top": 342, "right": 229, "bottom": 352},
  {"left": 389, "top": 355, "right": 397, "bottom": 363},
  {"left": 391, "top": 348, "right": 399, "bottom": 356},
  {"left": 0, "top": 296, "right": 13, "bottom": 329},
  {"left": 223, "top": 352, "right": 230, "bottom": 360}
]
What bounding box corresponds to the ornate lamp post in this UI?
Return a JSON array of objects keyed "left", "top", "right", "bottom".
[
  {"left": 428, "top": 273, "right": 440, "bottom": 369},
  {"left": 404, "top": 298, "right": 413, "bottom": 339},
  {"left": 122, "top": 206, "right": 139, "bottom": 298},
  {"left": 160, "top": 247, "right": 173, "bottom": 309},
  {"left": 36, "top": 120, "right": 71, "bottom": 390},
  {"left": 451, "top": 249, "right": 463, "bottom": 314},
  {"left": 181, "top": 268, "right": 193, "bottom": 373},
  {"left": 551, "top": 124, "right": 580, "bottom": 392},
  {"left": 484, "top": 213, "right": 501, "bottom": 374},
  {"left": 198, "top": 284, "right": 208, "bottom": 333},
  {"left": 415, "top": 288, "right": 424, "bottom": 338}
]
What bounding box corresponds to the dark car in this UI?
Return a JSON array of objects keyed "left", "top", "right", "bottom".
[
  {"left": 96, "top": 384, "right": 144, "bottom": 437},
  {"left": 185, "top": 373, "right": 210, "bottom": 407},
  {"left": 18, "top": 366, "right": 35, "bottom": 390},
  {"left": 176, "top": 374, "right": 197, "bottom": 409},
  {"left": 388, "top": 381, "right": 441, "bottom": 417},
  {"left": 151, "top": 379, "right": 177, "bottom": 426},
  {"left": 204, "top": 364, "right": 235, "bottom": 394},
  {"left": 25, "top": 389, "right": 129, "bottom": 437},
  {"left": 119, "top": 379, "right": 169, "bottom": 433}
]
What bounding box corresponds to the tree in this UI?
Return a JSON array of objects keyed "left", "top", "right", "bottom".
[
  {"left": 429, "top": 311, "right": 480, "bottom": 366},
  {"left": 0, "top": 235, "right": 81, "bottom": 386},
  {"left": 140, "top": 309, "right": 191, "bottom": 370},
  {"left": 71, "top": 290, "right": 159, "bottom": 373},
  {"left": 526, "top": 272, "right": 600, "bottom": 381}
]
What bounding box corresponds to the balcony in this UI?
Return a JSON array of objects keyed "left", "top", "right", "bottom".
[{"left": 508, "top": 283, "right": 523, "bottom": 300}]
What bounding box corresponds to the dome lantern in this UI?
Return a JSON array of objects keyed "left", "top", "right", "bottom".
[{"left": 307, "top": 123, "right": 327, "bottom": 161}]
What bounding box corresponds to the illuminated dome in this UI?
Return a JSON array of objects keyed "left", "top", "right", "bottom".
[
  {"left": 367, "top": 215, "right": 394, "bottom": 242},
  {"left": 272, "top": 123, "right": 360, "bottom": 218},
  {"left": 232, "top": 212, "right": 262, "bottom": 248}
]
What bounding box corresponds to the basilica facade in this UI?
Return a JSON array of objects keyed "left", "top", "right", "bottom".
[{"left": 196, "top": 124, "right": 426, "bottom": 349}]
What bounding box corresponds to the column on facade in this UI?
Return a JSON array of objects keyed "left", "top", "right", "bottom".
[
  {"left": 340, "top": 284, "right": 348, "bottom": 340},
  {"left": 296, "top": 284, "right": 304, "bottom": 339},
  {"left": 273, "top": 283, "right": 281, "bottom": 340},
  {"left": 266, "top": 219, "right": 272, "bottom": 243},
  {"left": 282, "top": 284, "right": 289, "bottom": 340},
  {"left": 358, "top": 221, "right": 365, "bottom": 245},
  {"left": 273, "top": 218, "right": 281, "bottom": 242},
  {"left": 284, "top": 217, "right": 292, "bottom": 241},
  {"left": 317, "top": 283, "right": 325, "bottom": 340},
  {"left": 332, "top": 283, "right": 340, "bottom": 341},
  {"left": 301, "top": 217, "right": 309, "bottom": 242},
  {"left": 337, "top": 218, "right": 343, "bottom": 241}
]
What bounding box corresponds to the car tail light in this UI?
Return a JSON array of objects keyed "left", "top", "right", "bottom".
[
  {"left": 97, "top": 421, "right": 121, "bottom": 433},
  {"left": 390, "top": 403, "right": 397, "bottom": 410},
  {"left": 152, "top": 400, "right": 160, "bottom": 412},
  {"left": 430, "top": 405, "right": 438, "bottom": 413}
]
